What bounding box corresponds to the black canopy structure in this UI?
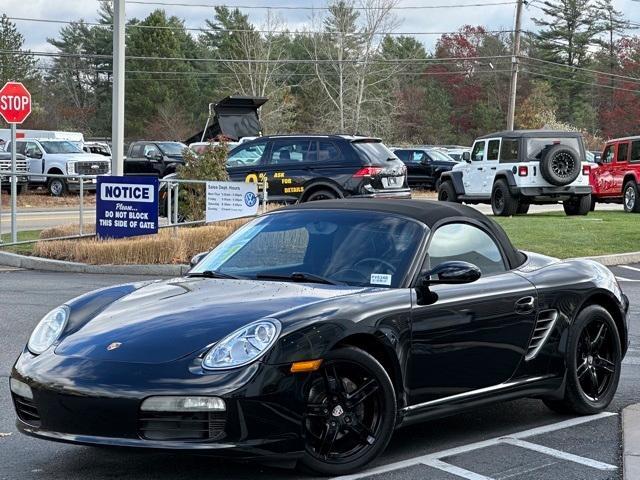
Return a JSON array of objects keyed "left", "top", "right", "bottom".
[
  {"left": 184, "top": 96, "right": 268, "bottom": 145},
  {"left": 283, "top": 199, "right": 526, "bottom": 269}
]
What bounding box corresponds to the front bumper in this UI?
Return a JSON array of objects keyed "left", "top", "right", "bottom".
[
  {"left": 0, "top": 174, "right": 28, "bottom": 185},
  {"left": 10, "top": 351, "right": 308, "bottom": 458}
]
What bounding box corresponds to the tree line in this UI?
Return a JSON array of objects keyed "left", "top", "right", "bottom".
[{"left": 1, "top": 0, "right": 639, "bottom": 147}]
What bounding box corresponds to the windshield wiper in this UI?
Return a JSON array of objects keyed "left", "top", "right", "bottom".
[
  {"left": 186, "top": 270, "right": 243, "bottom": 280},
  {"left": 255, "top": 272, "right": 346, "bottom": 286}
]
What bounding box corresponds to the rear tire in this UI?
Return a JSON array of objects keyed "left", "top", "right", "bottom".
[
  {"left": 491, "top": 179, "right": 518, "bottom": 216},
  {"left": 298, "top": 347, "right": 396, "bottom": 476},
  {"left": 590, "top": 197, "right": 596, "bottom": 212},
  {"left": 437, "top": 180, "right": 458, "bottom": 203},
  {"left": 563, "top": 195, "right": 591, "bottom": 216},
  {"left": 622, "top": 181, "right": 640, "bottom": 213},
  {"left": 543, "top": 305, "right": 621, "bottom": 415},
  {"left": 305, "top": 189, "right": 338, "bottom": 202}
]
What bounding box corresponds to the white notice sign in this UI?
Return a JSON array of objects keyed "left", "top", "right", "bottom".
[{"left": 206, "top": 181, "right": 259, "bottom": 222}]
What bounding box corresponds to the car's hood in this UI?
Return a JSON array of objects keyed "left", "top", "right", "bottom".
[{"left": 55, "top": 277, "right": 367, "bottom": 364}]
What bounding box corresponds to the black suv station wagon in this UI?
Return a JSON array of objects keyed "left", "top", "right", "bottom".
[{"left": 226, "top": 135, "right": 410, "bottom": 203}]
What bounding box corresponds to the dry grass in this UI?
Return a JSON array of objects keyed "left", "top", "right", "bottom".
[
  {"left": 411, "top": 189, "right": 437, "bottom": 199},
  {"left": 0, "top": 191, "right": 96, "bottom": 209},
  {"left": 33, "top": 218, "right": 252, "bottom": 265}
]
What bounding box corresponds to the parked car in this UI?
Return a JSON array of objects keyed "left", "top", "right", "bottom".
[
  {"left": 189, "top": 141, "right": 239, "bottom": 155},
  {"left": 0, "top": 152, "right": 29, "bottom": 194},
  {"left": 11, "top": 199, "right": 628, "bottom": 475},
  {"left": 393, "top": 147, "right": 457, "bottom": 190},
  {"left": 590, "top": 150, "right": 602, "bottom": 163},
  {"left": 438, "top": 130, "right": 592, "bottom": 216},
  {"left": 226, "top": 134, "right": 410, "bottom": 202},
  {"left": 124, "top": 141, "right": 189, "bottom": 178},
  {"left": 83, "top": 141, "right": 112, "bottom": 157},
  {"left": 442, "top": 147, "right": 471, "bottom": 162},
  {"left": 6, "top": 139, "right": 111, "bottom": 196},
  {"left": 590, "top": 136, "right": 640, "bottom": 212}
]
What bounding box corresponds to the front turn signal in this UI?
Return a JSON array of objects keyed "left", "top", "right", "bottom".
[{"left": 290, "top": 359, "right": 323, "bottom": 373}]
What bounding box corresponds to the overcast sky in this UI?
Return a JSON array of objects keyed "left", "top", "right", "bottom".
[{"left": 4, "top": 0, "right": 639, "bottom": 54}]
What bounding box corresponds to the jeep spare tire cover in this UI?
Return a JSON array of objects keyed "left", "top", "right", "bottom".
[{"left": 539, "top": 144, "right": 581, "bottom": 186}]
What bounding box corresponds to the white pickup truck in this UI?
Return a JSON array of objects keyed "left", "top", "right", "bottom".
[{"left": 7, "top": 138, "right": 111, "bottom": 196}]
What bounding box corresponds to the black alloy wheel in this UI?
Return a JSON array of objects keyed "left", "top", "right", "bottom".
[
  {"left": 491, "top": 179, "right": 518, "bottom": 216},
  {"left": 299, "top": 347, "right": 396, "bottom": 476},
  {"left": 306, "top": 189, "right": 338, "bottom": 202},
  {"left": 543, "top": 305, "right": 621, "bottom": 415}
]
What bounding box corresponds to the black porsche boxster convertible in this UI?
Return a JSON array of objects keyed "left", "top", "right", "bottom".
[{"left": 11, "top": 200, "right": 629, "bottom": 475}]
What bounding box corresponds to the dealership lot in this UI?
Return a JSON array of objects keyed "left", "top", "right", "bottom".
[{"left": 0, "top": 268, "right": 638, "bottom": 480}]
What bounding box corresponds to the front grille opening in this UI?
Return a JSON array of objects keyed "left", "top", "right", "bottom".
[
  {"left": 139, "top": 411, "right": 226, "bottom": 441},
  {"left": 525, "top": 310, "right": 558, "bottom": 361},
  {"left": 12, "top": 394, "right": 41, "bottom": 427}
]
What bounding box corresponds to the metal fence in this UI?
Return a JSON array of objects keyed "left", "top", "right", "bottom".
[{"left": 0, "top": 172, "right": 268, "bottom": 247}]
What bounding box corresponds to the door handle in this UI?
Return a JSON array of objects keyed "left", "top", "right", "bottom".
[
  {"left": 490, "top": 167, "right": 496, "bottom": 170},
  {"left": 477, "top": 167, "right": 484, "bottom": 171},
  {"left": 515, "top": 296, "right": 536, "bottom": 314}
]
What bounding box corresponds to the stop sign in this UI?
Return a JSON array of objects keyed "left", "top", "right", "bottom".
[{"left": 0, "top": 82, "right": 32, "bottom": 124}]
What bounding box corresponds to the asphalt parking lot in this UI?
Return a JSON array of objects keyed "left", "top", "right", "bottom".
[{"left": 1, "top": 267, "right": 638, "bottom": 480}]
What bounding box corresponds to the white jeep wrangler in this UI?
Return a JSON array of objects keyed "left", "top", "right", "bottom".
[{"left": 437, "top": 130, "right": 592, "bottom": 216}]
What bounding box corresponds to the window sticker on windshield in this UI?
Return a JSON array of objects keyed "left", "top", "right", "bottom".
[{"left": 370, "top": 274, "right": 392, "bottom": 286}]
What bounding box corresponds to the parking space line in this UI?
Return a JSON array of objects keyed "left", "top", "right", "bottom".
[
  {"left": 620, "top": 265, "right": 640, "bottom": 273},
  {"left": 423, "top": 459, "right": 495, "bottom": 480},
  {"left": 333, "top": 412, "right": 617, "bottom": 480},
  {"left": 502, "top": 438, "right": 617, "bottom": 471},
  {"left": 613, "top": 276, "right": 640, "bottom": 282}
]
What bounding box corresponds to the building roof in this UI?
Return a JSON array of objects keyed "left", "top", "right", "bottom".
[{"left": 282, "top": 199, "right": 525, "bottom": 269}]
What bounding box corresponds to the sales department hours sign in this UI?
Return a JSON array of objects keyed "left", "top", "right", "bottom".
[{"left": 96, "top": 176, "right": 159, "bottom": 239}]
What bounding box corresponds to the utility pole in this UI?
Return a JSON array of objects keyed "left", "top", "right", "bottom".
[
  {"left": 507, "top": 0, "right": 524, "bottom": 131},
  {"left": 112, "top": 0, "right": 125, "bottom": 176}
]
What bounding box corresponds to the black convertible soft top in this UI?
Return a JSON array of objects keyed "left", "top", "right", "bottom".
[{"left": 283, "top": 199, "right": 526, "bottom": 269}]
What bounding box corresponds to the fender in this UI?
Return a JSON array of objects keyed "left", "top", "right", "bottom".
[
  {"left": 494, "top": 169, "right": 518, "bottom": 193},
  {"left": 440, "top": 171, "right": 465, "bottom": 195}
]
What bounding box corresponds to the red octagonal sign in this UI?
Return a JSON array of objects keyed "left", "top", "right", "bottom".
[{"left": 0, "top": 82, "right": 32, "bottom": 124}]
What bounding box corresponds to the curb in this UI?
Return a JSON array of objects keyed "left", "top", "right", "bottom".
[
  {"left": 623, "top": 403, "right": 640, "bottom": 479},
  {"left": 584, "top": 251, "right": 640, "bottom": 266},
  {"left": 0, "top": 250, "right": 188, "bottom": 276}
]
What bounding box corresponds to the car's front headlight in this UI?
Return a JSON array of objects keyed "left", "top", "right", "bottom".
[
  {"left": 28, "top": 306, "right": 69, "bottom": 355},
  {"left": 66, "top": 162, "right": 76, "bottom": 175},
  {"left": 202, "top": 319, "right": 281, "bottom": 370}
]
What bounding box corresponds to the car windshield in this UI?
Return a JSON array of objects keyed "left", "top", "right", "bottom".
[
  {"left": 157, "top": 142, "right": 188, "bottom": 156},
  {"left": 353, "top": 141, "right": 398, "bottom": 165},
  {"left": 526, "top": 137, "right": 582, "bottom": 161},
  {"left": 428, "top": 150, "right": 455, "bottom": 162},
  {"left": 40, "top": 141, "right": 83, "bottom": 154},
  {"left": 448, "top": 152, "right": 461, "bottom": 161},
  {"left": 192, "top": 210, "right": 426, "bottom": 288}
]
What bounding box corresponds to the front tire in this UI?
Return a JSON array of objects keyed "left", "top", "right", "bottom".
[
  {"left": 437, "top": 180, "right": 458, "bottom": 203},
  {"left": 47, "top": 178, "right": 67, "bottom": 197},
  {"left": 298, "top": 347, "right": 396, "bottom": 476},
  {"left": 623, "top": 181, "right": 640, "bottom": 213},
  {"left": 491, "top": 179, "right": 518, "bottom": 216},
  {"left": 563, "top": 195, "right": 591, "bottom": 216},
  {"left": 544, "top": 305, "right": 621, "bottom": 415}
]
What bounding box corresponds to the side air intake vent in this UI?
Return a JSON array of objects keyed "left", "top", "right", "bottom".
[{"left": 525, "top": 310, "right": 558, "bottom": 361}]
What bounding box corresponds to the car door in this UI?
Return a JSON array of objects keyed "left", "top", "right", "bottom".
[
  {"left": 614, "top": 141, "right": 630, "bottom": 193},
  {"left": 412, "top": 150, "right": 434, "bottom": 185},
  {"left": 124, "top": 143, "right": 145, "bottom": 175},
  {"left": 262, "top": 138, "right": 313, "bottom": 202},
  {"left": 408, "top": 222, "right": 538, "bottom": 405},
  {"left": 463, "top": 141, "right": 486, "bottom": 195},
  {"left": 226, "top": 140, "right": 268, "bottom": 191},
  {"left": 597, "top": 144, "right": 616, "bottom": 196},
  {"left": 142, "top": 144, "right": 163, "bottom": 176},
  {"left": 484, "top": 138, "right": 501, "bottom": 189},
  {"left": 25, "top": 141, "right": 46, "bottom": 182}
]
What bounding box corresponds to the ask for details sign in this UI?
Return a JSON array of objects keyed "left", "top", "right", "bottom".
[
  {"left": 96, "top": 176, "right": 159, "bottom": 239},
  {"left": 206, "top": 181, "right": 259, "bottom": 223}
]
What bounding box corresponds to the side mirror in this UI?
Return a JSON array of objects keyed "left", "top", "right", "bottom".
[
  {"left": 462, "top": 151, "right": 471, "bottom": 163},
  {"left": 190, "top": 251, "right": 208, "bottom": 268},
  {"left": 419, "top": 261, "right": 481, "bottom": 286}
]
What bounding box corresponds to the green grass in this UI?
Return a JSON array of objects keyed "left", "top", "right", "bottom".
[
  {"left": 493, "top": 211, "right": 640, "bottom": 259},
  {"left": 0, "top": 229, "right": 40, "bottom": 255}
]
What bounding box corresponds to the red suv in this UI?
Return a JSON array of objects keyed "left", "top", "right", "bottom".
[{"left": 590, "top": 136, "right": 640, "bottom": 212}]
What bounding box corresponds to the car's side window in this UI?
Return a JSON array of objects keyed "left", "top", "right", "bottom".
[
  {"left": 314, "top": 141, "right": 341, "bottom": 163},
  {"left": 500, "top": 139, "right": 519, "bottom": 163},
  {"left": 601, "top": 145, "right": 614, "bottom": 164},
  {"left": 269, "top": 140, "right": 311, "bottom": 165},
  {"left": 631, "top": 141, "right": 640, "bottom": 163},
  {"left": 130, "top": 144, "right": 143, "bottom": 158},
  {"left": 427, "top": 223, "right": 506, "bottom": 275},
  {"left": 143, "top": 144, "right": 160, "bottom": 159},
  {"left": 226, "top": 142, "right": 266, "bottom": 167},
  {"left": 617, "top": 142, "right": 630, "bottom": 163},
  {"left": 487, "top": 139, "right": 500, "bottom": 161},
  {"left": 394, "top": 150, "right": 410, "bottom": 162},
  {"left": 471, "top": 141, "right": 485, "bottom": 162},
  {"left": 412, "top": 151, "right": 427, "bottom": 163},
  {"left": 25, "top": 142, "right": 43, "bottom": 158}
]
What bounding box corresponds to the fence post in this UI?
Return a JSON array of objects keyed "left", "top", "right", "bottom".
[
  {"left": 167, "top": 179, "right": 172, "bottom": 227},
  {"left": 262, "top": 176, "right": 268, "bottom": 214},
  {"left": 0, "top": 175, "right": 3, "bottom": 243},
  {"left": 79, "top": 177, "right": 84, "bottom": 236},
  {"left": 173, "top": 182, "right": 179, "bottom": 225}
]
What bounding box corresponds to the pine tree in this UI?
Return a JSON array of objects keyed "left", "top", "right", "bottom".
[{"left": 0, "top": 14, "right": 38, "bottom": 85}]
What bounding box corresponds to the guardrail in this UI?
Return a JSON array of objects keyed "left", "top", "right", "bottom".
[{"left": 0, "top": 173, "right": 268, "bottom": 247}]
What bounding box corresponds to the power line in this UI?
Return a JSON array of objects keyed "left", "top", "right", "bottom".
[
  {"left": 524, "top": 67, "right": 640, "bottom": 93},
  {"left": 123, "top": 0, "right": 518, "bottom": 10},
  {"left": 5, "top": 16, "right": 515, "bottom": 37},
  {"left": 523, "top": 56, "right": 640, "bottom": 85},
  {"left": 1, "top": 49, "right": 513, "bottom": 64}
]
